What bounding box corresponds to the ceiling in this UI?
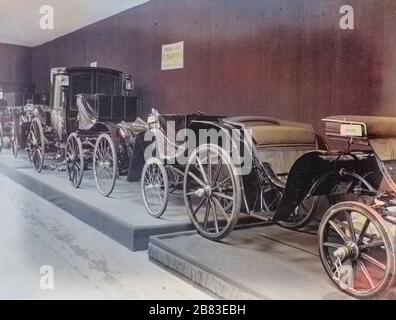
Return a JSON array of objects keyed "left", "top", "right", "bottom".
[{"left": 0, "top": 0, "right": 150, "bottom": 47}]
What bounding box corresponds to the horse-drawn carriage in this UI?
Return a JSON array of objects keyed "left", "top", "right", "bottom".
[
  {"left": 0, "top": 96, "right": 10, "bottom": 154},
  {"left": 8, "top": 93, "right": 49, "bottom": 158},
  {"left": 175, "top": 114, "right": 396, "bottom": 298},
  {"left": 25, "top": 67, "right": 141, "bottom": 195},
  {"left": 139, "top": 109, "right": 224, "bottom": 217}
]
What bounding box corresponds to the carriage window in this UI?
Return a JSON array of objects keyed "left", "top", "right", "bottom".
[
  {"left": 53, "top": 75, "right": 65, "bottom": 110},
  {"left": 96, "top": 73, "right": 120, "bottom": 96},
  {"left": 70, "top": 73, "right": 94, "bottom": 110}
]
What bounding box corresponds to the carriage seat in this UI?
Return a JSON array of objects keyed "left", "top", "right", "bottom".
[
  {"left": 226, "top": 115, "right": 316, "bottom": 146},
  {"left": 323, "top": 115, "right": 396, "bottom": 139},
  {"left": 226, "top": 116, "right": 317, "bottom": 181},
  {"left": 250, "top": 125, "right": 316, "bottom": 147}
]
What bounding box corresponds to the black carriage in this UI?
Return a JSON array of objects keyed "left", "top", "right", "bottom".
[
  {"left": 27, "top": 67, "right": 141, "bottom": 195},
  {"left": 179, "top": 114, "right": 396, "bottom": 298}
]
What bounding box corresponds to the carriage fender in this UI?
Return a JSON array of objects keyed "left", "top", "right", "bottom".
[{"left": 273, "top": 150, "right": 380, "bottom": 222}]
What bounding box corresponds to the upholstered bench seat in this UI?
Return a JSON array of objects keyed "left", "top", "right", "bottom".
[{"left": 250, "top": 125, "right": 316, "bottom": 147}]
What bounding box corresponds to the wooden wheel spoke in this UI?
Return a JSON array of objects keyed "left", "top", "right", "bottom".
[
  {"left": 188, "top": 171, "right": 206, "bottom": 187},
  {"left": 323, "top": 242, "right": 342, "bottom": 248},
  {"left": 358, "top": 260, "right": 375, "bottom": 289},
  {"left": 329, "top": 219, "right": 350, "bottom": 243},
  {"left": 196, "top": 157, "right": 209, "bottom": 185},
  {"left": 192, "top": 197, "right": 207, "bottom": 216},
  {"left": 212, "top": 161, "right": 222, "bottom": 187},
  {"left": 358, "top": 218, "right": 371, "bottom": 245},
  {"left": 345, "top": 213, "right": 357, "bottom": 242},
  {"left": 361, "top": 253, "right": 386, "bottom": 271},
  {"left": 212, "top": 192, "right": 233, "bottom": 201},
  {"left": 211, "top": 200, "right": 219, "bottom": 233},
  {"left": 214, "top": 176, "right": 231, "bottom": 190},
  {"left": 212, "top": 197, "right": 230, "bottom": 222},
  {"left": 360, "top": 240, "right": 384, "bottom": 250},
  {"left": 203, "top": 198, "right": 210, "bottom": 229},
  {"left": 207, "top": 153, "right": 212, "bottom": 183}
]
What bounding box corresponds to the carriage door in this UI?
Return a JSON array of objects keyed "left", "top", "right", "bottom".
[
  {"left": 68, "top": 72, "right": 94, "bottom": 132},
  {"left": 51, "top": 73, "right": 68, "bottom": 143}
]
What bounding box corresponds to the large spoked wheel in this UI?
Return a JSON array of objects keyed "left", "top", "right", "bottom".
[
  {"left": 184, "top": 144, "right": 241, "bottom": 241},
  {"left": 141, "top": 158, "right": 169, "bottom": 218},
  {"left": 93, "top": 133, "right": 117, "bottom": 197},
  {"left": 65, "top": 133, "right": 84, "bottom": 188},
  {"left": 27, "top": 118, "right": 45, "bottom": 173},
  {"left": 11, "top": 119, "right": 19, "bottom": 158},
  {"left": 0, "top": 122, "right": 3, "bottom": 154},
  {"left": 319, "top": 201, "right": 395, "bottom": 299},
  {"left": 278, "top": 196, "right": 319, "bottom": 230}
]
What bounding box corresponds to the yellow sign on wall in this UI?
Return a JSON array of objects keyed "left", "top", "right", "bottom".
[{"left": 161, "top": 41, "right": 184, "bottom": 70}]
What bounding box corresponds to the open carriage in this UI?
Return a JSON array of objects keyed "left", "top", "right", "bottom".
[
  {"left": 27, "top": 67, "right": 141, "bottom": 195},
  {"left": 140, "top": 109, "right": 223, "bottom": 217},
  {"left": 181, "top": 114, "right": 396, "bottom": 298},
  {"left": 140, "top": 112, "right": 328, "bottom": 226}
]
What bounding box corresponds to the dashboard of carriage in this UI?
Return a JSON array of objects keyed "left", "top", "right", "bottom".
[
  {"left": 323, "top": 115, "right": 396, "bottom": 197},
  {"left": 322, "top": 115, "right": 396, "bottom": 144}
]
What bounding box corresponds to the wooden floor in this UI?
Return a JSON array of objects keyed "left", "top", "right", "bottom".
[{"left": 0, "top": 173, "right": 211, "bottom": 300}]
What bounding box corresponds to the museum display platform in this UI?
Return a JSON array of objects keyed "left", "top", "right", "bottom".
[
  {"left": 0, "top": 151, "right": 191, "bottom": 251},
  {"left": 149, "top": 225, "right": 396, "bottom": 300},
  {"left": 0, "top": 150, "right": 260, "bottom": 251}
]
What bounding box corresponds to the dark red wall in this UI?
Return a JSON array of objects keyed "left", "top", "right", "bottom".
[
  {"left": 0, "top": 43, "right": 32, "bottom": 90},
  {"left": 31, "top": 0, "right": 394, "bottom": 130}
]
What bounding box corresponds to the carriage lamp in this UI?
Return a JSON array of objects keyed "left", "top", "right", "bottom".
[{"left": 124, "top": 75, "right": 134, "bottom": 96}]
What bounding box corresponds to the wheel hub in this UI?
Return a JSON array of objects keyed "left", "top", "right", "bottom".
[
  {"left": 333, "top": 241, "right": 359, "bottom": 261},
  {"left": 195, "top": 185, "right": 212, "bottom": 197},
  {"left": 99, "top": 161, "right": 110, "bottom": 168}
]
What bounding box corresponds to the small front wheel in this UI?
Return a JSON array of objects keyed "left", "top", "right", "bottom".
[
  {"left": 93, "top": 133, "right": 117, "bottom": 197},
  {"left": 65, "top": 133, "right": 84, "bottom": 188},
  {"left": 141, "top": 158, "right": 169, "bottom": 218}
]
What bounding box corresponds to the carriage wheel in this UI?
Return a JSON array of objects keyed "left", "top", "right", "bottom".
[
  {"left": 184, "top": 144, "right": 241, "bottom": 241},
  {"left": 319, "top": 201, "right": 395, "bottom": 299},
  {"left": 11, "top": 119, "right": 18, "bottom": 158},
  {"left": 65, "top": 133, "right": 84, "bottom": 188},
  {"left": 0, "top": 122, "right": 3, "bottom": 154},
  {"left": 27, "top": 118, "right": 45, "bottom": 173},
  {"left": 141, "top": 158, "right": 169, "bottom": 218},
  {"left": 93, "top": 133, "right": 117, "bottom": 197},
  {"left": 278, "top": 196, "right": 319, "bottom": 230}
]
